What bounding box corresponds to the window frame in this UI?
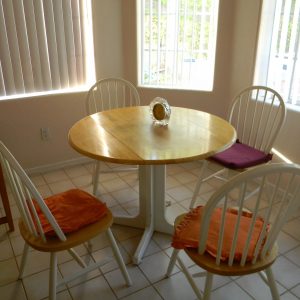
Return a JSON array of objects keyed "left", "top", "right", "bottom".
[
  {"left": 254, "top": 0, "right": 300, "bottom": 111},
  {"left": 136, "top": 0, "right": 220, "bottom": 92}
]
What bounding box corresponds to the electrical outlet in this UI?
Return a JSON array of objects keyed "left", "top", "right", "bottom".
[{"left": 40, "top": 128, "right": 50, "bottom": 141}]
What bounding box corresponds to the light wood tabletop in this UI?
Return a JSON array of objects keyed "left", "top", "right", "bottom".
[
  {"left": 68, "top": 105, "right": 236, "bottom": 264},
  {"left": 68, "top": 106, "right": 236, "bottom": 165}
]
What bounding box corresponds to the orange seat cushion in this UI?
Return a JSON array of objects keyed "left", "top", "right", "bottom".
[
  {"left": 172, "top": 206, "right": 267, "bottom": 262},
  {"left": 35, "top": 189, "right": 108, "bottom": 236}
]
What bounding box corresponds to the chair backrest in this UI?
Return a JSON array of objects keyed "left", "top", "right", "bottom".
[
  {"left": 198, "top": 163, "right": 300, "bottom": 267},
  {"left": 0, "top": 141, "right": 66, "bottom": 242},
  {"left": 228, "top": 86, "right": 286, "bottom": 154},
  {"left": 86, "top": 78, "right": 141, "bottom": 115}
]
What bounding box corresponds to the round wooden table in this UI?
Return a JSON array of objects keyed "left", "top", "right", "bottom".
[{"left": 69, "top": 106, "right": 236, "bottom": 264}]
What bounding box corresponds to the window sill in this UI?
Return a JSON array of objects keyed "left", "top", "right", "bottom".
[
  {"left": 285, "top": 102, "right": 300, "bottom": 113},
  {"left": 0, "top": 86, "right": 90, "bottom": 102},
  {"left": 137, "top": 84, "right": 213, "bottom": 92}
]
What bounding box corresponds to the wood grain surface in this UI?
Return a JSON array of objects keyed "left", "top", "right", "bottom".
[{"left": 68, "top": 106, "right": 236, "bottom": 165}]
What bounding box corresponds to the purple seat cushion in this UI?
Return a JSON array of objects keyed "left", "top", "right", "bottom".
[{"left": 211, "top": 141, "right": 272, "bottom": 169}]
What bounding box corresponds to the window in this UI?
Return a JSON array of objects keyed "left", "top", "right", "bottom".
[
  {"left": 255, "top": 0, "right": 300, "bottom": 108},
  {"left": 137, "top": 0, "right": 219, "bottom": 91},
  {"left": 0, "top": 0, "right": 94, "bottom": 99}
]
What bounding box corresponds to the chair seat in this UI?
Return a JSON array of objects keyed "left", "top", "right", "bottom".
[
  {"left": 167, "top": 163, "right": 296, "bottom": 300},
  {"left": 211, "top": 141, "right": 273, "bottom": 169},
  {"left": 184, "top": 244, "right": 278, "bottom": 276},
  {"left": 172, "top": 208, "right": 267, "bottom": 263},
  {"left": 172, "top": 211, "right": 278, "bottom": 276},
  {"left": 36, "top": 189, "right": 108, "bottom": 236},
  {"left": 19, "top": 210, "right": 113, "bottom": 252}
]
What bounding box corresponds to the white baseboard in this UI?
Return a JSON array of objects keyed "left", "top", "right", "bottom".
[{"left": 26, "top": 157, "right": 93, "bottom": 175}]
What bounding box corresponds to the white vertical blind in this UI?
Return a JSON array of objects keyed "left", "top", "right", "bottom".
[
  {"left": 53, "top": 0, "right": 69, "bottom": 87},
  {"left": 63, "top": 0, "right": 77, "bottom": 86},
  {"left": 43, "top": 0, "right": 61, "bottom": 90},
  {"left": 0, "top": 1, "right": 16, "bottom": 94},
  {"left": 23, "top": 0, "right": 44, "bottom": 91},
  {"left": 2, "top": 1, "right": 24, "bottom": 93},
  {"left": 33, "top": 0, "right": 52, "bottom": 91},
  {"left": 72, "top": 0, "right": 84, "bottom": 84},
  {"left": 12, "top": 1, "right": 35, "bottom": 92},
  {"left": 0, "top": 0, "right": 92, "bottom": 98},
  {"left": 0, "top": 62, "right": 5, "bottom": 94}
]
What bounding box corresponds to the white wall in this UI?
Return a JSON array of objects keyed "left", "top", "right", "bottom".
[
  {"left": 0, "top": 92, "right": 87, "bottom": 169},
  {"left": 92, "top": 0, "right": 124, "bottom": 79},
  {"left": 273, "top": 108, "right": 300, "bottom": 163},
  {"left": 229, "top": 0, "right": 262, "bottom": 98}
]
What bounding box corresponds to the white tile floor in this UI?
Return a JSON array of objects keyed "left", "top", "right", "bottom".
[{"left": 1, "top": 161, "right": 300, "bottom": 300}]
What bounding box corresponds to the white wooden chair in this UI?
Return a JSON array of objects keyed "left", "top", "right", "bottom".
[
  {"left": 0, "top": 141, "right": 132, "bottom": 300},
  {"left": 166, "top": 163, "right": 300, "bottom": 300},
  {"left": 86, "top": 78, "right": 141, "bottom": 195},
  {"left": 190, "top": 86, "right": 286, "bottom": 209}
]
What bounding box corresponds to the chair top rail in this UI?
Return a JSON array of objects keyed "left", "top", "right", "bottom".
[
  {"left": 215, "top": 194, "right": 229, "bottom": 265},
  {"left": 228, "top": 182, "right": 247, "bottom": 266},
  {"left": 1, "top": 155, "right": 35, "bottom": 235},
  {"left": 240, "top": 175, "right": 266, "bottom": 265},
  {"left": 247, "top": 88, "right": 263, "bottom": 146},
  {"left": 86, "top": 78, "right": 140, "bottom": 115},
  {"left": 229, "top": 86, "right": 286, "bottom": 153},
  {"left": 261, "top": 175, "right": 300, "bottom": 257}
]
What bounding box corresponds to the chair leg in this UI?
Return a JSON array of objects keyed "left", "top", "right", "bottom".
[
  {"left": 19, "top": 243, "right": 30, "bottom": 278},
  {"left": 190, "top": 160, "right": 208, "bottom": 209},
  {"left": 87, "top": 240, "right": 93, "bottom": 250},
  {"left": 177, "top": 255, "right": 203, "bottom": 300},
  {"left": 68, "top": 248, "right": 87, "bottom": 268},
  {"left": 106, "top": 228, "right": 132, "bottom": 286},
  {"left": 49, "top": 252, "right": 58, "bottom": 300},
  {"left": 264, "top": 177, "right": 274, "bottom": 204},
  {"left": 265, "top": 267, "right": 280, "bottom": 300},
  {"left": 166, "top": 249, "right": 179, "bottom": 277},
  {"left": 203, "top": 272, "right": 213, "bottom": 300},
  {"left": 92, "top": 161, "right": 101, "bottom": 195}
]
